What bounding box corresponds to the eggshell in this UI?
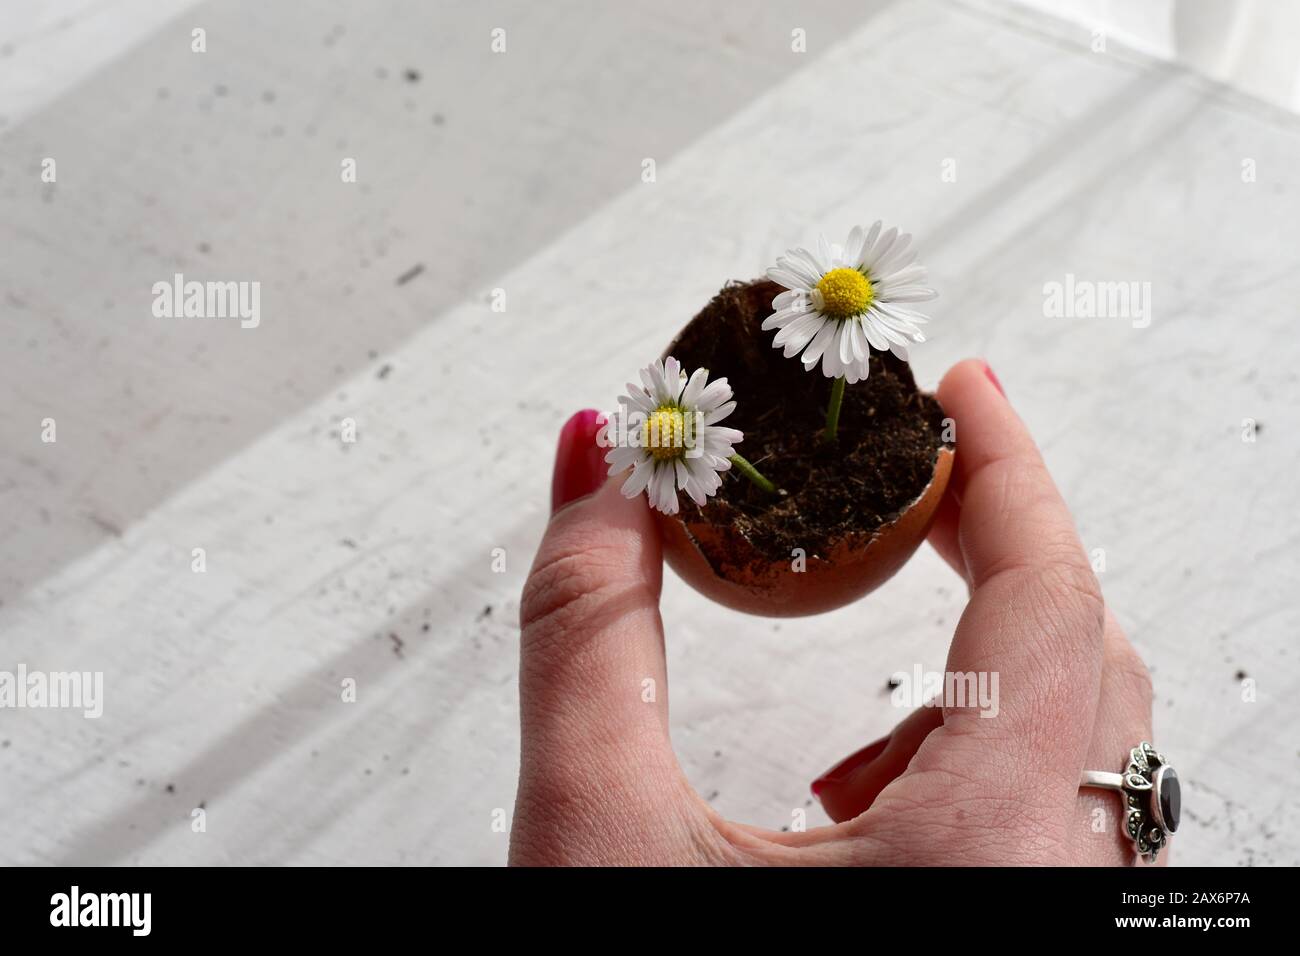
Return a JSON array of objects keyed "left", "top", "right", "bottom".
[{"left": 655, "top": 445, "right": 952, "bottom": 617}]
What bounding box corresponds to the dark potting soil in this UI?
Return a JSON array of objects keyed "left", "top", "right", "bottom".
[{"left": 668, "top": 279, "right": 950, "bottom": 560}]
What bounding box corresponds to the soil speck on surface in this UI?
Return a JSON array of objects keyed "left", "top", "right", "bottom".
[{"left": 396, "top": 263, "right": 424, "bottom": 285}]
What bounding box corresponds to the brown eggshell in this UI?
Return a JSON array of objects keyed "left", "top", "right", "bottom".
[{"left": 655, "top": 445, "right": 953, "bottom": 618}]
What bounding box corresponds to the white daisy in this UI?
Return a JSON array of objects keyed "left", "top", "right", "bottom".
[
  {"left": 763, "top": 221, "right": 937, "bottom": 383},
  {"left": 600, "top": 357, "right": 744, "bottom": 516}
]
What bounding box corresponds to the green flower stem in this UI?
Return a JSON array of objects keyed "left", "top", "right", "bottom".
[
  {"left": 824, "top": 376, "right": 846, "bottom": 441},
  {"left": 728, "top": 454, "right": 777, "bottom": 496}
]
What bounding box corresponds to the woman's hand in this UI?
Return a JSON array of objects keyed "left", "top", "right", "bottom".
[{"left": 509, "top": 359, "right": 1156, "bottom": 866}]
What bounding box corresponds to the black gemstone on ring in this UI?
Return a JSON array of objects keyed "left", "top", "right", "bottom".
[{"left": 1158, "top": 768, "right": 1180, "bottom": 833}]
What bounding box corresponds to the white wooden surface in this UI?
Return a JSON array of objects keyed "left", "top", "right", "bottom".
[{"left": 0, "top": 0, "right": 1296, "bottom": 866}]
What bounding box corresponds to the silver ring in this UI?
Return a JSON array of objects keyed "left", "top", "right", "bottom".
[{"left": 1080, "top": 741, "right": 1180, "bottom": 862}]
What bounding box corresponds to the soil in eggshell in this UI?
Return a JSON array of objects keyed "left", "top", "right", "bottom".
[{"left": 666, "top": 279, "right": 951, "bottom": 561}]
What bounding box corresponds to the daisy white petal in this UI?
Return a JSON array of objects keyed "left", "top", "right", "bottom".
[
  {"left": 817, "top": 234, "right": 835, "bottom": 270},
  {"left": 874, "top": 302, "right": 929, "bottom": 340},
  {"left": 663, "top": 357, "right": 683, "bottom": 395},
  {"left": 873, "top": 233, "right": 913, "bottom": 275},
  {"left": 777, "top": 254, "right": 821, "bottom": 287},
  {"left": 863, "top": 226, "right": 899, "bottom": 273},
  {"left": 680, "top": 366, "right": 710, "bottom": 410},
  {"left": 780, "top": 321, "right": 821, "bottom": 358},
  {"left": 873, "top": 257, "right": 918, "bottom": 287},
  {"left": 838, "top": 320, "right": 856, "bottom": 367},
  {"left": 761, "top": 306, "right": 807, "bottom": 332},
  {"left": 870, "top": 319, "right": 911, "bottom": 348},
  {"left": 875, "top": 262, "right": 927, "bottom": 285},
  {"left": 848, "top": 320, "right": 868, "bottom": 361},
  {"left": 655, "top": 467, "right": 680, "bottom": 514},
  {"left": 852, "top": 221, "right": 883, "bottom": 270},
  {"left": 621, "top": 457, "right": 655, "bottom": 497},
  {"left": 674, "top": 459, "right": 707, "bottom": 506},
  {"left": 704, "top": 400, "right": 736, "bottom": 425},
  {"left": 624, "top": 387, "right": 655, "bottom": 414},
  {"left": 822, "top": 334, "right": 845, "bottom": 379},
  {"left": 861, "top": 318, "right": 891, "bottom": 352},
  {"left": 695, "top": 379, "right": 733, "bottom": 412},
  {"left": 766, "top": 266, "right": 812, "bottom": 291},
  {"left": 779, "top": 314, "right": 825, "bottom": 358},
  {"left": 773, "top": 310, "right": 823, "bottom": 350},
  {"left": 882, "top": 287, "right": 939, "bottom": 303},
  {"left": 647, "top": 360, "right": 674, "bottom": 406},
  {"left": 606, "top": 445, "right": 641, "bottom": 469},
  {"left": 791, "top": 246, "right": 827, "bottom": 278},
  {"left": 772, "top": 289, "right": 806, "bottom": 310},
  {"left": 801, "top": 321, "right": 838, "bottom": 370},
  {"left": 870, "top": 305, "right": 923, "bottom": 333},
  {"left": 843, "top": 224, "right": 866, "bottom": 266}
]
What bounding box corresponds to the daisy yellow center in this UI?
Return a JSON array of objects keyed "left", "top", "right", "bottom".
[
  {"left": 646, "top": 406, "right": 687, "bottom": 461},
  {"left": 816, "top": 267, "right": 874, "bottom": 319}
]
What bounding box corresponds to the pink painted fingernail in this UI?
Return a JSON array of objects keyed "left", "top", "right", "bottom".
[
  {"left": 982, "top": 361, "right": 1005, "bottom": 397},
  {"left": 811, "top": 734, "right": 891, "bottom": 795},
  {"left": 551, "top": 409, "right": 606, "bottom": 514}
]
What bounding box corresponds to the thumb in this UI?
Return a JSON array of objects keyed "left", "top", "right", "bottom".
[{"left": 517, "top": 409, "right": 673, "bottom": 799}]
